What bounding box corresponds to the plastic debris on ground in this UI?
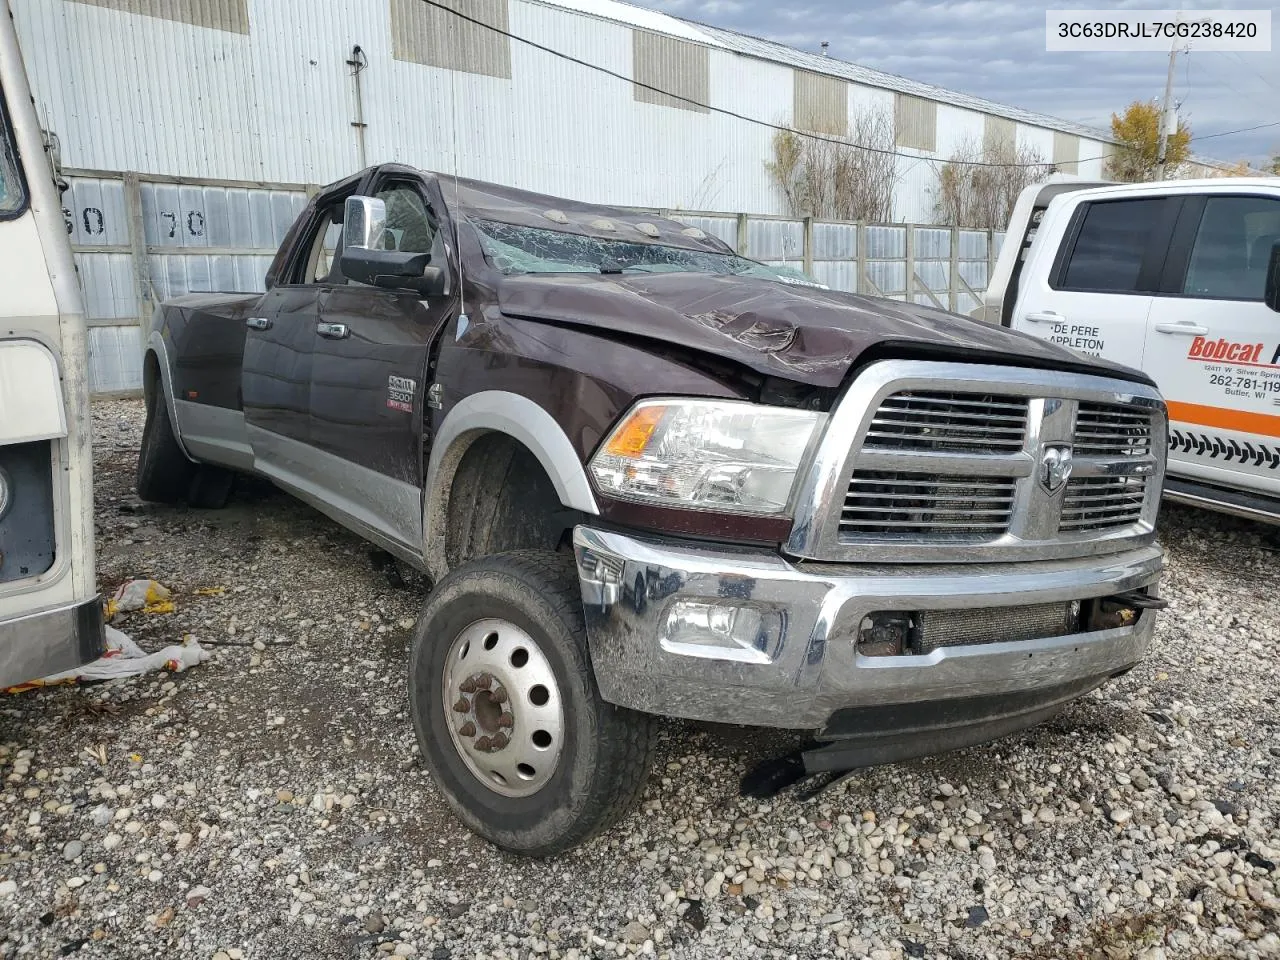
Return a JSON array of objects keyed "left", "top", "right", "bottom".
[
  {"left": 4, "top": 625, "right": 209, "bottom": 693},
  {"left": 5, "top": 579, "right": 209, "bottom": 693},
  {"left": 104, "top": 578, "right": 174, "bottom": 619}
]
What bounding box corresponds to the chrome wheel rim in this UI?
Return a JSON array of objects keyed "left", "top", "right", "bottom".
[{"left": 441, "top": 618, "right": 565, "bottom": 797}]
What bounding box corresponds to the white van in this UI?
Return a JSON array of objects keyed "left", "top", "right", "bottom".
[
  {"left": 0, "top": 4, "right": 102, "bottom": 685},
  {"left": 981, "top": 176, "right": 1280, "bottom": 523}
]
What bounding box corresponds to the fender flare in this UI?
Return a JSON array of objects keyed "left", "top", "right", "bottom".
[
  {"left": 423, "top": 390, "right": 599, "bottom": 579},
  {"left": 143, "top": 331, "right": 193, "bottom": 460}
]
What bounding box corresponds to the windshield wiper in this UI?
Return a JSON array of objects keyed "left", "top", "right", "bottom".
[{"left": 598, "top": 257, "right": 624, "bottom": 275}]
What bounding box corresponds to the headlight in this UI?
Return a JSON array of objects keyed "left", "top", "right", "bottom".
[{"left": 589, "top": 399, "right": 825, "bottom": 515}]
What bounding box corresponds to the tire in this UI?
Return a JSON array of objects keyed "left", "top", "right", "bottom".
[
  {"left": 186, "top": 464, "right": 235, "bottom": 510},
  {"left": 136, "top": 381, "right": 196, "bottom": 504},
  {"left": 409, "top": 549, "right": 654, "bottom": 856},
  {"left": 136, "top": 381, "right": 234, "bottom": 509}
]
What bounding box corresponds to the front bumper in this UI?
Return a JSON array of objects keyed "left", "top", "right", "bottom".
[
  {"left": 573, "top": 526, "right": 1161, "bottom": 741},
  {"left": 0, "top": 597, "right": 104, "bottom": 689}
]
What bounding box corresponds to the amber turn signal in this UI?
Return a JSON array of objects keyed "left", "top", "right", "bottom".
[{"left": 604, "top": 405, "right": 665, "bottom": 457}]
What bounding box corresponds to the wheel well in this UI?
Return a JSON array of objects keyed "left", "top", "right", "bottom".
[{"left": 441, "top": 432, "right": 574, "bottom": 573}]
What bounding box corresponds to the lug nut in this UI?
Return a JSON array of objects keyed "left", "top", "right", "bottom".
[
  {"left": 474, "top": 735, "right": 493, "bottom": 751},
  {"left": 459, "top": 677, "right": 477, "bottom": 694},
  {"left": 452, "top": 697, "right": 470, "bottom": 713},
  {"left": 474, "top": 673, "right": 493, "bottom": 690},
  {"left": 458, "top": 721, "right": 476, "bottom": 737},
  {"left": 491, "top": 687, "right": 508, "bottom": 704},
  {"left": 490, "top": 732, "right": 509, "bottom": 751},
  {"left": 496, "top": 714, "right": 513, "bottom": 729}
]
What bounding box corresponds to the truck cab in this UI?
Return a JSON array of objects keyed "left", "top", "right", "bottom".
[
  {"left": 985, "top": 177, "right": 1280, "bottom": 523},
  {"left": 0, "top": 4, "right": 102, "bottom": 686}
]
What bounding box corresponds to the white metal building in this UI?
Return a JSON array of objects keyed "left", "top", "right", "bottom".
[{"left": 15, "top": 0, "right": 1115, "bottom": 220}]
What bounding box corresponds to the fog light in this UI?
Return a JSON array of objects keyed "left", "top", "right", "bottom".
[
  {"left": 0, "top": 466, "right": 10, "bottom": 521},
  {"left": 857, "top": 612, "right": 915, "bottom": 657},
  {"left": 662, "top": 600, "right": 767, "bottom": 662}
]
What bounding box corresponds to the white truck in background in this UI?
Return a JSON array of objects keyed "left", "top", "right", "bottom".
[
  {"left": 981, "top": 176, "right": 1280, "bottom": 523},
  {"left": 0, "top": 2, "right": 102, "bottom": 686}
]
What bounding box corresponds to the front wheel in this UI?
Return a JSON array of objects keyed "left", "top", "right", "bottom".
[{"left": 408, "top": 550, "right": 653, "bottom": 856}]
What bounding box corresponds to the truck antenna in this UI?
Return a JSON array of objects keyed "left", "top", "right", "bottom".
[{"left": 447, "top": 21, "right": 466, "bottom": 324}]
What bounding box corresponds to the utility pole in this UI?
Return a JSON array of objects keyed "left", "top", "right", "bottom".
[{"left": 1154, "top": 43, "right": 1179, "bottom": 181}]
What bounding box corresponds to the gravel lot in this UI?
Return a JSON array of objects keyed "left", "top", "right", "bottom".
[{"left": 1, "top": 397, "right": 1278, "bottom": 960}]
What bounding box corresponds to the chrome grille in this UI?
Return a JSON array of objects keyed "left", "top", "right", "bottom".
[
  {"left": 1074, "top": 402, "right": 1153, "bottom": 458},
  {"left": 864, "top": 392, "right": 1029, "bottom": 453},
  {"left": 792, "top": 359, "right": 1167, "bottom": 563},
  {"left": 1059, "top": 475, "right": 1149, "bottom": 530},
  {"left": 841, "top": 472, "right": 1017, "bottom": 537}
]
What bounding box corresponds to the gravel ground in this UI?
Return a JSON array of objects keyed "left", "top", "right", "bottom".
[{"left": 1, "top": 398, "right": 1278, "bottom": 960}]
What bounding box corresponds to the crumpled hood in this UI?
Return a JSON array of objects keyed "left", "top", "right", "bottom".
[{"left": 496, "top": 272, "right": 1154, "bottom": 389}]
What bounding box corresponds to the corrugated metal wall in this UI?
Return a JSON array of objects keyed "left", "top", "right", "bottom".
[
  {"left": 15, "top": 0, "right": 1113, "bottom": 217},
  {"left": 26, "top": 0, "right": 1062, "bottom": 392}
]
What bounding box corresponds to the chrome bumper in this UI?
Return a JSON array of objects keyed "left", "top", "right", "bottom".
[
  {"left": 572, "top": 526, "right": 1161, "bottom": 733},
  {"left": 0, "top": 597, "right": 104, "bottom": 689}
]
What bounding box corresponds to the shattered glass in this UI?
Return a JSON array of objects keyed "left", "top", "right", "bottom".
[{"left": 474, "top": 220, "right": 824, "bottom": 287}]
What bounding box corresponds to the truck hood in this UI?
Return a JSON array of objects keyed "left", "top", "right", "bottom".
[{"left": 496, "top": 272, "right": 1154, "bottom": 389}]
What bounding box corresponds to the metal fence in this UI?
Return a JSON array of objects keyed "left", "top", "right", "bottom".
[
  {"left": 668, "top": 211, "right": 1006, "bottom": 316},
  {"left": 63, "top": 169, "right": 311, "bottom": 395},
  {"left": 62, "top": 168, "right": 1006, "bottom": 396}
]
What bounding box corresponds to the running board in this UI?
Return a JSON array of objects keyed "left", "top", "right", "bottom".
[{"left": 1164, "top": 478, "right": 1280, "bottom": 526}]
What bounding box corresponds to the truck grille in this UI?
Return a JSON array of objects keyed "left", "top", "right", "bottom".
[
  {"left": 1074, "top": 401, "right": 1152, "bottom": 457},
  {"left": 842, "top": 472, "right": 1016, "bottom": 536},
  {"left": 1059, "top": 475, "right": 1149, "bottom": 530},
  {"left": 798, "top": 360, "right": 1167, "bottom": 563},
  {"left": 864, "top": 392, "right": 1028, "bottom": 453}
]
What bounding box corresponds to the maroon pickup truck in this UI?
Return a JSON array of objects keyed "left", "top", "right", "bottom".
[{"left": 139, "top": 163, "right": 1169, "bottom": 855}]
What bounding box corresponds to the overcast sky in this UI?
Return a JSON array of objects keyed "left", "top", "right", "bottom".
[{"left": 631, "top": 0, "right": 1279, "bottom": 166}]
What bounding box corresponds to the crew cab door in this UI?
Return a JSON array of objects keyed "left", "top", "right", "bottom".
[
  {"left": 1146, "top": 191, "right": 1280, "bottom": 497},
  {"left": 241, "top": 186, "right": 349, "bottom": 488},
  {"left": 1011, "top": 194, "right": 1179, "bottom": 367},
  {"left": 308, "top": 173, "right": 456, "bottom": 555}
]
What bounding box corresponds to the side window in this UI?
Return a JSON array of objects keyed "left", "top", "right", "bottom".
[
  {"left": 1183, "top": 196, "right": 1280, "bottom": 301},
  {"left": 0, "top": 87, "right": 27, "bottom": 218},
  {"left": 375, "top": 184, "right": 436, "bottom": 255},
  {"left": 1057, "top": 198, "right": 1165, "bottom": 294},
  {"left": 292, "top": 202, "right": 344, "bottom": 285}
]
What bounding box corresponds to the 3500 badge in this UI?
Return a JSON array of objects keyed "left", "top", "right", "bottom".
[{"left": 387, "top": 375, "right": 416, "bottom": 412}]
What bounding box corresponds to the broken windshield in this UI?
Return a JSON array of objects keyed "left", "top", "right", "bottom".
[{"left": 474, "top": 219, "right": 823, "bottom": 287}]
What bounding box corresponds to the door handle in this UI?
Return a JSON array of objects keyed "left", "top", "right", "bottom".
[
  {"left": 245, "top": 316, "right": 272, "bottom": 331},
  {"left": 316, "top": 322, "right": 349, "bottom": 340},
  {"left": 1153, "top": 322, "right": 1209, "bottom": 336},
  {"left": 1023, "top": 311, "right": 1063, "bottom": 324}
]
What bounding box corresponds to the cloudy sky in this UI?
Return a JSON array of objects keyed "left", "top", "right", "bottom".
[{"left": 630, "top": 0, "right": 1279, "bottom": 166}]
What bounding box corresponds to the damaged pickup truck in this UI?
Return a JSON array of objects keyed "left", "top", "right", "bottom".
[{"left": 140, "top": 164, "right": 1169, "bottom": 854}]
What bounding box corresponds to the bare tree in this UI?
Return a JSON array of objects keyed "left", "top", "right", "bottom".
[
  {"left": 766, "top": 107, "right": 896, "bottom": 222},
  {"left": 933, "top": 137, "right": 1051, "bottom": 229}
]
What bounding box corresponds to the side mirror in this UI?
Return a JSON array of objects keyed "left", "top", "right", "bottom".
[
  {"left": 343, "top": 195, "right": 386, "bottom": 251},
  {"left": 1266, "top": 242, "right": 1280, "bottom": 314},
  {"left": 339, "top": 194, "right": 450, "bottom": 297}
]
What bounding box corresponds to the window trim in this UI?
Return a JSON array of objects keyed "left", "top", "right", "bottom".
[
  {"left": 279, "top": 189, "right": 356, "bottom": 287},
  {"left": 1157, "top": 191, "right": 1280, "bottom": 304},
  {"left": 359, "top": 172, "right": 454, "bottom": 294},
  {"left": 0, "top": 81, "right": 31, "bottom": 223},
  {"left": 1049, "top": 195, "right": 1180, "bottom": 296}
]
